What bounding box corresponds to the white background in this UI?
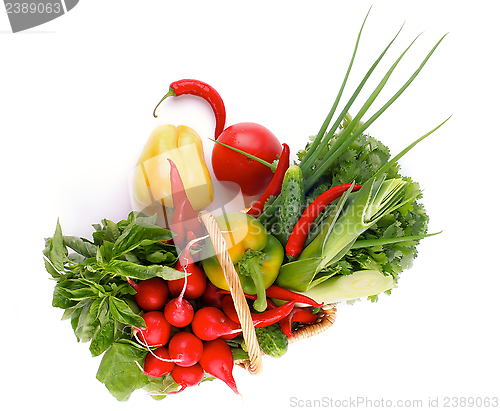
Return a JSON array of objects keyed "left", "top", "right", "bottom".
[{"left": 1, "top": 1, "right": 499, "bottom": 410}]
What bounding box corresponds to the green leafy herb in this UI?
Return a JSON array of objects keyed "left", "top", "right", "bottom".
[
  {"left": 43, "top": 211, "right": 181, "bottom": 355},
  {"left": 96, "top": 342, "right": 149, "bottom": 401}
]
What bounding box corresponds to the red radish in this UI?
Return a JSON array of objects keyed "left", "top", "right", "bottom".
[
  {"left": 168, "top": 245, "right": 207, "bottom": 300},
  {"left": 127, "top": 277, "right": 169, "bottom": 311},
  {"left": 164, "top": 251, "right": 195, "bottom": 327},
  {"left": 191, "top": 306, "right": 241, "bottom": 341},
  {"left": 171, "top": 363, "right": 204, "bottom": 393},
  {"left": 136, "top": 311, "right": 172, "bottom": 347},
  {"left": 199, "top": 338, "right": 239, "bottom": 395},
  {"left": 201, "top": 281, "right": 225, "bottom": 308},
  {"left": 164, "top": 297, "right": 194, "bottom": 327},
  {"left": 168, "top": 331, "right": 203, "bottom": 367},
  {"left": 143, "top": 347, "right": 175, "bottom": 377}
]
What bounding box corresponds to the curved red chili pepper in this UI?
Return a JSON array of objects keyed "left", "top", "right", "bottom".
[
  {"left": 170, "top": 198, "right": 205, "bottom": 248},
  {"left": 168, "top": 159, "right": 188, "bottom": 210},
  {"left": 278, "top": 307, "right": 317, "bottom": 338},
  {"left": 153, "top": 79, "right": 226, "bottom": 140},
  {"left": 168, "top": 159, "right": 204, "bottom": 247},
  {"left": 247, "top": 143, "right": 290, "bottom": 218},
  {"left": 264, "top": 284, "right": 322, "bottom": 307},
  {"left": 285, "top": 183, "right": 363, "bottom": 258},
  {"left": 217, "top": 284, "right": 321, "bottom": 307},
  {"left": 217, "top": 290, "right": 278, "bottom": 309},
  {"left": 221, "top": 295, "right": 295, "bottom": 328}
]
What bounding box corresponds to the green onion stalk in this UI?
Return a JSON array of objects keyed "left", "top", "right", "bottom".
[
  {"left": 257, "top": 8, "right": 448, "bottom": 226},
  {"left": 275, "top": 118, "right": 450, "bottom": 295}
]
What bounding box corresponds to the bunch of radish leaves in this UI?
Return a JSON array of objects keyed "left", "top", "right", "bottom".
[{"left": 43, "top": 212, "right": 182, "bottom": 357}]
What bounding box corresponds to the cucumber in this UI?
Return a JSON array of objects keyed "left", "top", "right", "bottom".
[
  {"left": 254, "top": 323, "right": 288, "bottom": 358},
  {"left": 275, "top": 165, "right": 305, "bottom": 246}
]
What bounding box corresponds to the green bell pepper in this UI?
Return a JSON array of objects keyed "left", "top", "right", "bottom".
[{"left": 201, "top": 212, "right": 284, "bottom": 312}]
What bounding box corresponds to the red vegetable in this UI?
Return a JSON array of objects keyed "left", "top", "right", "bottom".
[
  {"left": 265, "top": 284, "right": 322, "bottom": 307},
  {"left": 212, "top": 122, "right": 282, "bottom": 196},
  {"left": 168, "top": 158, "right": 188, "bottom": 210},
  {"left": 143, "top": 347, "right": 175, "bottom": 377},
  {"left": 201, "top": 281, "right": 225, "bottom": 309},
  {"left": 285, "top": 183, "right": 363, "bottom": 257},
  {"left": 153, "top": 79, "right": 226, "bottom": 140},
  {"left": 168, "top": 244, "right": 207, "bottom": 300},
  {"left": 199, "top": 339, "right": 240, "bottom": 395},
  {"left": 168, "top": 159, "right": 205, "bottom": 247},
  {"left": 127, "top": 277, "right": 169, "bottom": 311},
  {"left": 221, "top": 295, "right": 296, "bottom": 328},
  {"left": 164, "top": 245, "right": 197, "bottom": 327},
  {"left": 191, "top": 306, "right": 241, "bottom": 341},
  {"left": 163, "top": 297, "right": 194, "bottom": 328},
  {"left": 168, "top": 331, "right": 204, "bottom": 368},
  {"left": 171, "top": 363, "right": 205, "bottom": 394},
  {"left": 136, "top": 311, "right": 172, "bottom": 347},
  {"left": 247, "top": 143, "right": 290, "bottom": 217},
  {"left": 278, "top": 307, "right": 318, "bottom": 338},
  {"left": 216, "top": 290, "right": 278, "bottom": 309}
]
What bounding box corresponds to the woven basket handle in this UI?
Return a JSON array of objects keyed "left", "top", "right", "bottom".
[{"left": 198, "top": 210, "right": 263, "bottom": 375}]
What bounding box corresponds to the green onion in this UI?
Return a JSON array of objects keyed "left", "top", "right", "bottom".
[
  {"left": 259, "top": 13, "right": 447, "bottom": 228},
  {"left": 275, "top": 118, "right": 450, "bottom": 292}
]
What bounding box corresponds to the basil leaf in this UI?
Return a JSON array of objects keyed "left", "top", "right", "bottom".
[
  {"left": 108, "top": 296, "right": 145, "bottom": 328},
  {"left": 43, "top": 220, "right": 69, "bottom": 279},
  {"left": 96, "top": 241, "right": 114, "bottom": 265},
  {"left": 150, "top": 264, "right": 187, "bottom": 281},
  {"left": 71, "top": 299, "right": 98, "bottom": 343},
  {"left": 78, "top": 278, "right": 106, "bottom": 295},
  {"left": 90, "top": 318, "right": 116, "bottom": 357},
  {"left": 68, "top": 253, "right": 86, "bottom": 265},
  {"left": 86, "top": 298, "right": 104, "bottom": 326},
  {"left": 105, "top": 260, "right": 185, "bottom": 281},
  {"left": 53, "top": 283, "right": 77, "bottom": 309},
  {"left": 63, "top": 236, "right": 98, "bottom": 258},
  {"left": 53, "top": 279, "right": 96, "bottom": 306},
  {"left": 96, "top": 342, "right": 149, "bottom": 401},
  {"left": 143, "top": 374, "right": 182, "bottom": 399},
  {"left": 102, "top": 219, "right": 120, "bottom": 242},
  {"left": 112, "top": 222, "right": 173, "bottom": 258}
]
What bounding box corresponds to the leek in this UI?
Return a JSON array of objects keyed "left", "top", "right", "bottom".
[{"left": 298, "top": 270, "right": 395, "bottom": 304}]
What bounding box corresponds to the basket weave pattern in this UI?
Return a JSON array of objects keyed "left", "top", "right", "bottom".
[{"left": 198, "top": 211, "right": 336, "bottom": 374}]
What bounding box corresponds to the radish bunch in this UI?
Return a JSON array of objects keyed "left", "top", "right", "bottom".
[{"left": 131, "top": 247, "right": 241, "bottom": 396}]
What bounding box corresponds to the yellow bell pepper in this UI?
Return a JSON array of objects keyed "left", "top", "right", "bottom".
[
  {"left": 132, "top": 125, "right": 214, "bottom": 211},
  {"left": 201, "top": 212, "right": 284, "bottom": 312}
]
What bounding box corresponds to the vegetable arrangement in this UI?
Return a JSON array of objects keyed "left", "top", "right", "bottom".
[{"left": 43, "top": 9, "right": 447, "bottom": 402}]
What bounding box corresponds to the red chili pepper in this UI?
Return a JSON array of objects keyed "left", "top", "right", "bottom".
[
  {"left": 221, "top": 295, "right": 295, "bottom": 328},
  {"left": 167, "top": 158, "right": 188, "bottom": 210},
  {"left": 264, "top": 284, "right": 322, "bottom": 307},
  {"left": 247, "top": 143, "right": 290, "bottom": 218},
  {"left": 217, "top": 284, "right": 321, "bottom": 307},
  {"left": 285, "top": 183, "right": 363, "bottom": 258},
  {"left": 217, "top": 290, "right": 278, "bottom": 309},
  {"left": 170, "top": 198, "right": 205, "bottom": 248},
  {"left": 168, "top": 159, "right": 204, "bottom": 247},
  {"left": 153, "top": 79, "right": 226, "bottom": 140},
  {"left": 278, "top": 307, "right": 318, "bottom": 338},
  {"left": 186, "top": 230, "right": 203, "bottom": 251}
]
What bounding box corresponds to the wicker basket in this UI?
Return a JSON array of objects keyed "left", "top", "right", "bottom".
[{"left": 198, "top": 211, "right": 337, "bottom": 375}]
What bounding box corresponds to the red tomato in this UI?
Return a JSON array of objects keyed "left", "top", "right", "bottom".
[{"left": 211, "top": 122, "right": 282, "bottom": 196}]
